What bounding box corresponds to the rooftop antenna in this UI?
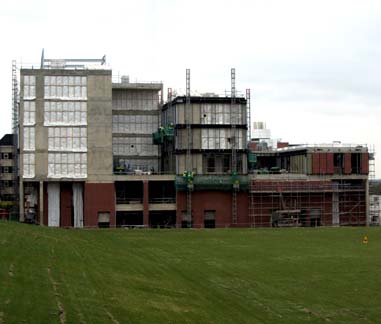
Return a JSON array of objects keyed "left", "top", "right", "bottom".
[{"left": 40, "top": 48, "right": 45, "bottom": 68}]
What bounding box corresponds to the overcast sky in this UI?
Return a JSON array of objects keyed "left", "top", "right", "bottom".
[{"left": 1, "top": 0, "right": 380, "bottom": 177}]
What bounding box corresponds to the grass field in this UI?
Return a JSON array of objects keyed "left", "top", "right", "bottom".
[{"left": 0, "top": 222, "right": 381, "bottom": 324}]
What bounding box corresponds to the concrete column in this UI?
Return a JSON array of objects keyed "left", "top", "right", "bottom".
[
  {"left": 143, "top": 180, "right": 149, "bottom": 227},
  {"left": 39, "top": 181, "right": 44, "bottom": 226},
  {"left": 19, "top": 180, "right": 24, "bottom": 222}
]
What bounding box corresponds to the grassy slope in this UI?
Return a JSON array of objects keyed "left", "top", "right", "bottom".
[{"left": 0, "top": 222, "right": 381, "bottom": 324}]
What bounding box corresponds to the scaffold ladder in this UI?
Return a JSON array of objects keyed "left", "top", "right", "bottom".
[
  {"left": 185, "top": 69, "right": 192, "bottom": 226},
  {"left": 232, "top": 188, "right": 238, "bottom": 224}
]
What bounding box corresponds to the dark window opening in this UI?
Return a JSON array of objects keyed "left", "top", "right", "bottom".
[
  {"left": 149, "top": 211, "right": 176, "bottom": 228},
  {"left": 334, "top": 153, "right": 344, "bottom": 174},
  {"left": 351, "top": 153, "right": 361, "bottom": 174},
  {"left": 207, "top": 157, "right": 215, "bottom": 173},
  {"left": 223, "top": 155, "right": 230, "bottom": 173},
  {"left": 116, "top": 211, "right": 143, "bottom": 227},
  {"left": 204, "top": 210, "right": 216, "bottom": 228},
  {"left": 115, "top": 181, "right": 143, "bottom": 204},
  {"left": 149, "top": 181, "right": 176, "bottom": 203}
]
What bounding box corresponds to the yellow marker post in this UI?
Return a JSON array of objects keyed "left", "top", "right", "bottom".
[{"left": 363, "top": 235, "right": 368, "bottom": 244}]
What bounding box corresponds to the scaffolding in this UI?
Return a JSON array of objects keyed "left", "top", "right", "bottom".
[
  {"left": 369, "top": 144, "right": 376, "bottom": 180},
  {"left": 248, "top": 178, "right": 367, "bottom": 227},
  {"left": 11, "top": 61, "right": 19, "bottom": 214},
  {"left": 230, "top": 68, "right": 238, "bottom": 224},
  {"left": 185, "top": 69, "right": 192, "bottom": 225}
]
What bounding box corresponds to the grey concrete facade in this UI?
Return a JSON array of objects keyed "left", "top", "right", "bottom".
[
  {"left": 161, "top": 97, "right": 248, "bottom": 175},
  {"left": 112, "top": 82, "right": 163, "bottom": 174}
]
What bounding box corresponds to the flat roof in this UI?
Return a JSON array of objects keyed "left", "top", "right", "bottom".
[
  {"left": 112, "top": 82, "right": 162, "bottom": 91},
  {"left": 0, "top": 134, "right": 13, "bottom": 146},
  {"left": 20, "top": 68, "right": 111, "bottom": 75},
  {"left": 276, "top": 144, "right": 368, "bottom": 153},
  {"left": 162, "top": 96, "right": 246, "bottom": 109}
]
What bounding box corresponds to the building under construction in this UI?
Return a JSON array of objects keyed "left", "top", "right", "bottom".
[{"left": 14, "top": 54, "right": 372, "bottom": 228}]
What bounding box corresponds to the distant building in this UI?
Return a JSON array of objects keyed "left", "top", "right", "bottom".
[
  {"left": 0, "top": 134, "right": 17, "bottom": 202},
  {"left": 370, "top": 195, "right": 380, "bottom": 225}
]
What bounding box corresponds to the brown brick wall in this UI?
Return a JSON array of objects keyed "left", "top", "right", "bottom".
[
  {"left": 84, "top": 183, "right": 115, "bottom": 227},
  {"left": 176, "top": 191, "right": 249, "bottom": 227}
]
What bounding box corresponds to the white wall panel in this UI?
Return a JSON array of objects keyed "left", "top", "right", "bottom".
[{"left": 48, "top": 183, "right": 60, "bottom": 227}]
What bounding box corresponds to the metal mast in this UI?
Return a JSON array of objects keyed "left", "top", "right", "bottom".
[
  {"left": 231, "top": 68, "right": 237, "bottom": 173},
  {"left": 246, "top": 89, "right": 251, "bottom": 143}
]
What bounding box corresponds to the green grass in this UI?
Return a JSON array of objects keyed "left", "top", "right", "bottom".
[{"left": 0, "top": 222, "right": 381, "bottom": 324}]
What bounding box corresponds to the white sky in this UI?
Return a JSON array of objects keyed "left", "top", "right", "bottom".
[{"left": 1, "top": 0, "right": 380, "bottom": 177}]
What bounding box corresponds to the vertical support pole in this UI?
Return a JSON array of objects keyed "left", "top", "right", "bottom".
[
  {"left": 186, "top": 69, "right": 191, "bottom": 171},
  {"left": 143, "top": 180, "right": 149, "bottom": 227},
  {"left": 365, "top": 178, "right": 369, "bottom": 227},
  {"left": 39, "top": 181, "right": 44, "bottom": 225},
  {"left": 167, "top": 88, "right": 173, "bottom": 173}
]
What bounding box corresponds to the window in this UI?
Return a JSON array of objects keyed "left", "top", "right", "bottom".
[
  {"left": 351, "top": 153, "right": 361, "bottom": 174},
  {"left": 48, "top": 127, "right": 87, "bottom": 152},
  {"left": 23, "top": 76, "right": 36, "bottom": 99},
  {"left": 23, "top": 153, "right": 35, "bottom": 178},
  {"left": 3, "top": 167, "right": 8, "bottom": 173},
  {"left": 207, "top": 156, "right": 215, "bottom": 173},
  {"left": 23, "top": 101, "right": 36, "bottom": 125},
  {"left": 23, "top": 127, "right": 35, "bottom": 151},
  {"left": 114, "top": 158, "right": 158, "bottom": 173},
  {"left": 201, "top": 128, "right": 244, "bottom": 150},
  {"left": 204, "top": 210, "right": 216, "bottom": 228},
  {"left": 112, "top": 90, "right": 159, "bottom": 111},
  {"left": 223, "top": 155, "right": 230, "bottom": 173},
  {"left": 98, "top": 212, "right": 110, "bottom": 228},
  {"left": 3, "top": 153, "right": 8, "bottom": 160},
  {"left": 112, "top": 137, "right": 157, "bottom": 156},
  {"left": 334, "top": 153, "right": 344, "bottom": 174},
  {"left": 112, "top": 114, "right": 158, "bottom": 134},
  {"left": 201, "top": 103, "right": 243, "bottom": 125},
  {"left": 44, "top": 101, "right": 87, "bottom": 126},
  {"left": 44, "top": 76, "right": 87, "bottom": 99},
  {"left": 48, "top": 153, "right": 87, "bottom": 178}
]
